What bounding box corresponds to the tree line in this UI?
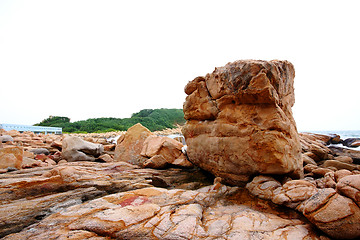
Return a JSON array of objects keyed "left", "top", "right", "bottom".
[{"left": 34, "top": 108, "right": 185, "bottom": 133}]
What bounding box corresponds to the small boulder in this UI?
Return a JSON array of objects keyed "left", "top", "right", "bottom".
[
  {"left": 0, "top": 146, "right": 23, "bottom": 169},
  {"left": 0, "top": 135, "right": 13, "bottom": 143},
  {"left": 21, "top": 157, "right": 44, "bottom": 168},
  {"left": 30, "top": 148, "right": 50, "bottom": 155},
  {"left": 141, "top": 135, "right": 193, "bottom": 168},
  {"left": 143, "top": 155, "right": 168, "bottom": 169},
  {"left": 62, "top": 136, "right": 104, "bottom": 162},
  {"left": 98, "top": 154, "right": 113, "bottom": 163},
  {"left": 50, "top": 140, "right": 62, "bottom": 150}
]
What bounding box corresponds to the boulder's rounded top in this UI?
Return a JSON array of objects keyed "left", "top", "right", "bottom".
[{"left": 204, "top": 59, "right": 295, "bottom": 103}]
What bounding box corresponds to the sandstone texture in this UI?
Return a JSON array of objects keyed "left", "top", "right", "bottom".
[
  {"left": 0, "top": 161, "right": 212, "bottom": 238},
  {"left": 114, "top": 123, "right": 153, "bottom": 165},
  {"left": 3, "top": 182, "right": 325, "bottom": 240},
  {"left": 0, "top": 146, "right": 23, "bottom": 169},
  {"left": 183, "top": 60, "right": 302, "bottom": 185},
  {"left": 0, "top": 128, "right": 359, "bottom": 239},
  {"left": 1, "top": 106, "right": 360, "bottom": 238},
  {"left": 247, "top": 173, "right": 360, "bottom": 239}
]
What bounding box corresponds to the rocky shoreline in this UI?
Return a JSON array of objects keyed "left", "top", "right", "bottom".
[
  {"left": 1, "top": 59, "right": 360, "bottom": 239},
  {"left": 1, "top": 127, "right": 359, "bottom": 239}
]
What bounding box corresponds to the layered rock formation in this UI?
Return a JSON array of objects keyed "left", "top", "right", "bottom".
[
  {"left": 0, "top": 161, "right": 212, "bottom": 238},
  {"left": 3, "top": 180, "right": 325, "bottom": 240},
  {"left": 1, "top": 124, "right": 360, "bottom": 239},
  {"left": 183, "top": 60, "right": 302, "bottom": 185}
]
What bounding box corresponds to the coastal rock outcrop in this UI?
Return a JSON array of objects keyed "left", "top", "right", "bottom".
[
  {"left": 182, "top": 60, "right": 302, "bottom": 185},
  {"left": 246, "top": 175, "right": 360, "bottom": 239},
  {"left": 3, "top": 182, "right": 325, "bottom": 240},
  {"left": 0, "top": 161, "right": 212, "bottom": 238}
]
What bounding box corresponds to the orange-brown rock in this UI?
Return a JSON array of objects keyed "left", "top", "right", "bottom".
[
  {"left": 0, "top": 146, "right": 23, "bottom": 169},
  {"left": 183, "top": 60, "right": 302, "bottom": 185},
  {"left": 247, "top": 175, "right": 360, "bottom": 239},
  {"left": 336, "top": 174, "right": 360, "bottom": 205},
  {"left": 301, "top": 188, "right": 360, "bottom": 239},
  {"left": 3, "top": 183, "right": 325, "bottom": 240},
  {"left": 141, "top": 135, "right": 192, "bottom": 168},
  {"left": 114, "top": 123, "right": 152, "bottom": 165},
  {"left": 0, "top": 161, "right": 213, "bottom": 238}
]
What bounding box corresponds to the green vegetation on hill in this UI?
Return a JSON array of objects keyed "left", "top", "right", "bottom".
[{"left": 34, "top": 109, "right": 185, "bottom": 133}]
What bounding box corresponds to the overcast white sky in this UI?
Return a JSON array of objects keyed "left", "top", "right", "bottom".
[{"left": 0, "top": 0, "right": 359, "bottom": 131}]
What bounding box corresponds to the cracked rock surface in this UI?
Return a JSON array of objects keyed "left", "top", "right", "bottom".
[
  {"left": 3, "top": 183, "right": 325, "bottom": 240},
  {"left": 182, "top": 60, "right": 302, "bottom": 185},
  {"left": 0, "top": 161, "right": 212, "bottom": 238},
  {"left": 246, "top": 174, "right": 360, "bottom": 239}
]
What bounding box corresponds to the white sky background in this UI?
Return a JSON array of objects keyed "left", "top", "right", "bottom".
[{"left": 0, "top": 0, "right": 359, "bottom": 131}]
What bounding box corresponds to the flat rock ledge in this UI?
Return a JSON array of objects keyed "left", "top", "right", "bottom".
[{"left": 3, "top": 181, "right": 325, "bottom": 240}]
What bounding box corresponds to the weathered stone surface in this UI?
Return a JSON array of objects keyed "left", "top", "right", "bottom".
[
  {"left": 0, "top": 146, "right": 23, "bottom": 169},
  {"left": 21, "top": 157, "right": 45, "bottom": 168},
  {"left": 62, "top": 136, "right": 104, "bottom": 162},
  {"left": 247, "top": 175, "right": 360, "bottom": 239},
  {"left": 329, "top": 146, "right": 360, "bottom": 162},
  {"left": 299, "top": 133, "right": 334, "bottom": 163},
  {"left": 0, "top": 187, "right": 103, "bottom": 238},
  {"left": 143, "top": 154, "right": 168, "bottom": 169},
  {"left": 3, "top": 183, "right": 324, "bottom": 240},
  {"left": 141, "top": 135, "right": 193, "bottom": 168},
  {"left": 183, "top": 60, "right": 302, "bottom": 185},
  {"left": 98, "top": 153, "right": 113, "bottom": 162},
  {"left": 336, "top": 174, "right": 360, "bottom": 205},
  {"left": 0, "top": 161, "right": 213, "bottom": 237},
  {"left": 114, "top": 123, "right": 152, "bottom": 165},
  {"left": 321, "top": 159, "right": 359, "bottom": 171},
  {"left": 302, "top": 189, "right": 360, "bottom": 239}
]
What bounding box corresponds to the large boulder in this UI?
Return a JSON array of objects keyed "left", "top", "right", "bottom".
[
  {"left": 62, "top": 136, "right": 103, "bottom": 162},
  {"left": 114, "top": 123, "right": 152, "bottom": 165},
  {"left": 183, "top": 60, "right": 302, "bottom": 185}
]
